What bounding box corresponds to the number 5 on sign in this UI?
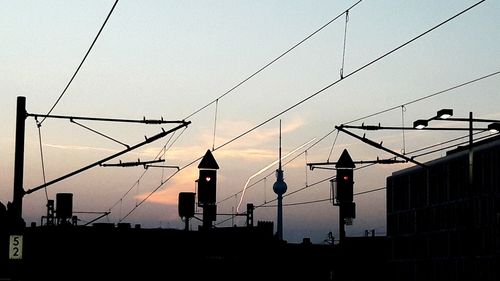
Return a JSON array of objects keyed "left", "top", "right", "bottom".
[{"left": 9, "top": 235, "right": 23, "bottom": 260}]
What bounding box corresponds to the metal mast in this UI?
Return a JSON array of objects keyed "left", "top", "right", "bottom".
[{"left": 272, "top": 120, "right": 287, "bottom": 240}]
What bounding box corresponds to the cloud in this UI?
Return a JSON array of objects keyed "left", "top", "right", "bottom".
[
  {"left": 109, "top": 116, "right": 309, "bottom": 209},
  {"left": 139, "top": 116, "right": 307, "bottom": 163},
  {"left": 134, "top": 167, "right": 198, "bottom": 206},
  {"left": 210, "top": 117, "right": 306, "bottom": 146},
  {"left": 43, "top": 143, "right": 120, "bottom": 153}
]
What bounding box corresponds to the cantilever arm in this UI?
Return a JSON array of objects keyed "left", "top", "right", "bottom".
[
  {"left": 24, "top": 121, "right": 190, "bottom": 195},
  {"left": 335, "top": 125, "right": 426, "bottom": 168}
]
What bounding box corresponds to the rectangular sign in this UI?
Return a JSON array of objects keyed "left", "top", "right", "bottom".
[{"left": 9, "top": 235, "right": 23, "bottom": 260}]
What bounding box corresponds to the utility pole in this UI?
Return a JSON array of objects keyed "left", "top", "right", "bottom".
[
  {"left": 468, "top": 112, "right": 473, "bottom": 187},
  {"left": 10, "top": 96, "right": 190, "bottom": 227},
  {"left": 12, "top": 96, "right": 26, "bottom": 226}
]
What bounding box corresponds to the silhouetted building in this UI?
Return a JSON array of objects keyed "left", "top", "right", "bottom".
[{"left": 387, "top": 136, "right": 500, "bottom": 281}]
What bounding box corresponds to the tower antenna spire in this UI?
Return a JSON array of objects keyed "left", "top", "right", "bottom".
[
  {"left": 279, "top": 120, "right": 282, "bottom": 170},
  {"left": 273, "top": 119, "right": 287, "bottom": 240}
]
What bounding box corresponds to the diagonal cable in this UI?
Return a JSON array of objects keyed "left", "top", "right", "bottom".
[
  {"left": 119, "top": 0, "right": 487, "bottom": 221},
  {"left": 40, "top": 0, "right": 119, "bottom": 125}
]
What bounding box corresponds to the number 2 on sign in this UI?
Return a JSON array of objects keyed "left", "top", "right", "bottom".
[{"left": 9, "top": 235, "right": 23, "bottom": 260}]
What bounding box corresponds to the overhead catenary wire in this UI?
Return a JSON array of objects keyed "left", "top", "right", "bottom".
[
  {"left": 220, "top": 121, "right": 492, "bottom": 222},
  {"left": 311, "top": 68, "right": 500, "bottom": 161},
  {"left": 201, "top": 69, "right": 500, "bottom": 214},
  {"left": 183, "top": 0, "right": 363, "bottom": 120},
  {"left": 215, "top": 132, "right": 337, "bottom": 205},
  {"left": 339, "top": 9, "right": 349, "bottom": 79},
  {"left": 260, "top": 186, "right": 386, "bottom": 208},
  {"left": 214, "top": 97, "right": 499, "bottom": 225},
  {"left": 212, "top": 99, "right": 219, "bottom": 151},
  {"left": 404, "top": 130, "right": 484, "bottom": 155},
  {"left": 408, "top": 131, "right": 497, "bottom": 159},
  {"left": 108, "top": 127, "right": 186, "bottom": 212},
  {"left": 35, "top": 120, "right": 49, "bottom": 201},
  {"left": 210, "top": 0, "right": 487, "bottom": 154},
  {"left": 40, "top": 0, "right": 120, "bottom": 125},
  {"left": 216, "top": 171, "right": 384, "bottom": 226},
  {"left": 215, "top": 175, "right": 332, "bottom": 226},
  {"left": 327, "top": 130, "right": 340, "bottom": 162},
  {"left": 401, "top": 105, "right": 407, "bottom": 154},
  {"left": 71, "top": 119, "right": 129, "bottom": 148},
  {"left": 345, "top": 69, "right": 500, "bottom": 126},
  {"left": 251, "top": 132, "right": 498, "bottom": 213},
  {"left": 217, "top": 144, "right": 311, "bottom": 205},
  {"left": 213, "top": 130, "right": 496, "bottom": 225},
  {"left": 118, "top": 0, "right": 487, "bottom": 221},
  {"left": 251, "top": 131, "right": 497, "bottom": 211}
]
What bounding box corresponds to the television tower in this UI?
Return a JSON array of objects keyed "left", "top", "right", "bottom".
[{"left": 272, "top": 120, "right": 287, "bottom": 240}]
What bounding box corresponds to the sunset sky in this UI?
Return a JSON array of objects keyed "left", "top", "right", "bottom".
[{"left": 1, "top": 0, "right": 499, "bottom": 243}]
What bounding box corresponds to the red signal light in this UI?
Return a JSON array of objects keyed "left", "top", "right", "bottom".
[
  {"left": 205, "top": 176, "right": 211, "bottom": 182},
  {"left": 343, "top": 175, "right": 349, "bottom": 181}
]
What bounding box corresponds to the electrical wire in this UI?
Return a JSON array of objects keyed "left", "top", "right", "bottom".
[
  {"left": 117, "top": 0, "right": 487, "bottom": 221},
  {"left": 210, "top": 68, "right": 499, "bottom": 218},
  {"left": 215, "top": 175, "right": 335, "bottom": 226},
  {"left": 210, "top": 0, "right": 487, "bottom": 154},
  {"left": 183, "top": 0, "right": 363, "bottom": 120},
  {"left": 35, "top": 120, "right": 49, "bottom": 201},
  {"left": 108, "top": 127, "right": 186, "bottom": 211},
  {"left": 255, "top": 132, "right": 498, "bottom": 211},
  {"left": 345, "top": 70, "right": 500, "bottom": 126},
  {"left": 340, "top": 10, "right": 349, "bottom": 79},
  {"left": 327, "top": 130, "right": 340, "bottom": 162},
  {"left": 262, "top": 197, "right": 331, "bottom": 208},
  {"left": 260, "top": 186, "right": 386, "bottom": 208},
  {"left": 216, "top": 145, "right": 310, "bottom": 205},
  {"left": 405, "top": 131, "right": 483, "bottom": 155},
  {"left": 214, "top": 118, "right": 497, "bottom": 226},
  {"left": 216, "top": 127, "right": 494, "bottom": 225},
  {"left": 212, "top": 99, "right": 219, "bottom": 151},
  {"left": 304, "top": 150, "right": 309, "bottom": 187},
  {"left": 408, "top": 132, "right": 497, "bottom": 159},
  {"left": 401, "top": 105, "right": 407, "bottom": 154},
  {"left": 257, "top": 134, "right": 499, "bottom": 210},
  {"left": 40, "top": 0, "right": 119, "bottom": 125}
]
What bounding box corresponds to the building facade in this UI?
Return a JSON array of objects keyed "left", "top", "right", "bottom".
[{"left": 387, "top": 136, "right": 500, "bottom": 281}]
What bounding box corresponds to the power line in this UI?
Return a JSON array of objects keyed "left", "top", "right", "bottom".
[
  {"left": 405, "top": 131, "right": 484, "bottom": 155},
  {"left": 216, "top": 127, "right": 493, "bottom": 224},
  {"left": 141, "top": 73, "right": 498, "bottom": 222},
  {"left": 217, "top": 182, "right": 385, "bottom": 226},
  {"left": 260, "top": 186, "right": 386, "bottom": 208},
  {"left": 216, "top": 145, "right": 310, "bottom": 205},
  {"left": 345, "top": 69, "right": 500, "bottom": 126},
  {"left": 339, "top": 10, "right": 349, "bottom": 79},
  {"left": 108, "top": 127, "right": 186, "bottom": 212},
  {"left": 259, "top": 198, "right": 331, "bottom": 208},
  {"left": 40, "top": 0, "right": 119, "bottom": 125},
  {"left": 305, "top": 69, "right": 500, "bottom": 165},
  {"left": 35, "top": 120, "right": 49, "bottom": 201},
  {"left": 255, "top": 131, "right": 497, "bottom": 211},
  {"left": 183, "top": 0, "right": 363, "bottom": 120},
  {"left": 354, "top": 187, "right": 386, "bottom": 197},
  {"left": 216, "top": 134, "right": 357, "bottom": 206},
  {"left": 128, "top": 2, "right": 363, "bottom": 198},
  {"left": 217, "top": 132, "right": 498, "bottom": 224},
  {"left": 118, "top": 0, "right": 486, "bottom": 221},
  {"left": 211, "top": 0, "right": 487, "bottom": 154},
  {"left": 409, "top": 132, "right": 497, "bottom": 159}
]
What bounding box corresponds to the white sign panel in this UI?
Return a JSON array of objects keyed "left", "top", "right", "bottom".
[{"left": 9, "top": 235, "right": 23, "bottom": 260}]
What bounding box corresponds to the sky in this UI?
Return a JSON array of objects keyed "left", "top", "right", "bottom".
[{"left": 1, "top": 0, "right": 499, "bottom": 243}]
